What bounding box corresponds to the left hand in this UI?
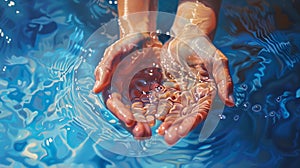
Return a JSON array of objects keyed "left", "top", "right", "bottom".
[{"left": 93, "top": 32, "right": 163, "bottom": 139}]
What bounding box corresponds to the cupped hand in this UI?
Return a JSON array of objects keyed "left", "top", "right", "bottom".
[
  {"left": 93, "top": 32, "right": 162, "bottom": 139},
  {"left": 155, "top": 25, "right": 235, "bottom": 145}
]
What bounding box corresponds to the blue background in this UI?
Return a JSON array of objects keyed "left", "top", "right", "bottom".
[{"left": 0, "top": 0, "right": 300, "bottom": 167}]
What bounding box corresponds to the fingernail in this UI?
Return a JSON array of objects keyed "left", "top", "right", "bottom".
[{"left": 125, "top": 119, "right": 135, "bottom": 128}]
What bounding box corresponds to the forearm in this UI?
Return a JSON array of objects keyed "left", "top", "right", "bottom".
[
  {"left": 171, "top": 0, "right": 222, "bottom": 38},
  {"left": 118, "top": 0, "right": 158, "bottom": 37}
]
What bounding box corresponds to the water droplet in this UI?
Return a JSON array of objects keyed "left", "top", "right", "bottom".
[
  {"left": 109, "top": 119, "right": 116, "bottom": 124},
  {"left": 17, "top": 80, "right": 22, "bottom": 85},
  {"left": 219, "top": 114, "right": 226, "bottom": 120},
  {"left": 242, "top": 102, "right": 250, "bottom": 109},
  {"left": 2, "top": 66, "right": 7, "bottom": 72},
  {"left": 45, "top": 137, "right": 53, "bottom": 146},
  {"left": 269, "top": 111, "right": 275, "bottom": 117},
  {"left": 8, "top": 1, "right": 15, "bottom": 7},
  {"left": 108, "top": 0, "right": 112, "bottom": 4},
  {"left": 233, "top": 115, "right": 239, "bottom": 121},
  {"left": 156, "top": 29, "right": 162, "bottom": 34},
  {"left": 252, "top": 104, "right": 262, "bottom": 112}
]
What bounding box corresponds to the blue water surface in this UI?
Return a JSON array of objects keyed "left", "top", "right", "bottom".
[{"left": 1, "top": 0, "right": 300, "bottom": 167}]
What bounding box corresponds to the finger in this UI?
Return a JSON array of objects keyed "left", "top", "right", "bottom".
[
  {"left": 144, "top": 103, "right": 157, "bottom": 127},
  {"left": 157, "top": 121, "right": 172, "bottom": 136},
  {"left": 132, "top": 122, "right": 152, "bottom": 140},
  {"left": 178, "top": 107, "right": 208, "bottom": 137},
  {"left": 131, "top": 101, "right": 147, "bottom": 122},
  {"left": 93, "top": 64, "right": 111, "bottom": 93},
  {"left": 106, "top": 92, "right": 135, "bottom": 127},
  {"left": 93, "top": 34, "right": 148, "bottom": 93},
  {"left": 155, "top": 99, "right": 173, "bottom": 120},
  {"left": 131, "top": 101, "right": 152, "bottom": 139},
  {"left": 157, "top": 102, "right": 182, "bottom": 135},
  {"left": 212, "top": 50, "right": 234, "bottom": 106},
  {"left": 164, "top": 123, "right": 181, "bottom": 145},
  {"left": 165, "top": 99, "right": 210, "bottom": 145},
  {"left": 177, "top": 83, "right": 213, "bottom": 137}
]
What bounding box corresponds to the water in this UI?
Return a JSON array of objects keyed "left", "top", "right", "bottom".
[{"left": 1, "top": 0, "right": 300, "bottom": 167}]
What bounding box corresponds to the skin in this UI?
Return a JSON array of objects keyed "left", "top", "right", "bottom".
[
  {"left": 93, "top": 0, "right": 161, "bottom": 140},
  {"left": 156, "top": 0, "right": 235, "bottom": 145},
  {"left": 93, "top": 0, "right": 234, "bottom": 144}
]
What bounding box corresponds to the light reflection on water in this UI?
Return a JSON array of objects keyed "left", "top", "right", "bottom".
[{"left": 0, "top": 0, "right": 300, "bottom": 167}]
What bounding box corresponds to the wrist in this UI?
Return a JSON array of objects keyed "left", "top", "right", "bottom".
[
  {"left": 171, "top": 1, "right": 217, "bottom": 37},
  {"left": 119, "top": 12, "right": 154, "bottom": 37}
]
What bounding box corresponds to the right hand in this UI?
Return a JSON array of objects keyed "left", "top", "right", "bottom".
[{"left": 155, "top": 25, "right": 235, "bottom": 145}]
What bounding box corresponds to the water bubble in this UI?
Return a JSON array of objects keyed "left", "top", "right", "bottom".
[
  {"left": 108, "top": 0, "right": 113, "bottom": 4},
  {"left": 269, "top": 111, "right": 275, "bottom": 117},
  {"left": 240, "top": 84, "right": 248, "bottom": 91},
  {"left": 252, "top": 104, "right": 262, "bottom": 112},
  {"left": 276, "top": 96, "right": 282, "bottom": 103},
  {"left": 233, "top": 115, "right": 239, "bottom": 121}
]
